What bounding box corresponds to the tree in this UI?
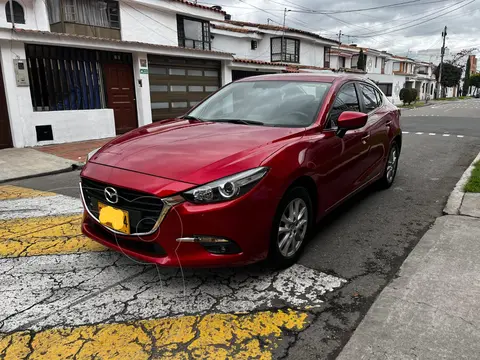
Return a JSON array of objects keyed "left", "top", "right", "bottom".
[
  {"left": 470, "top": 73, "right": 480, "bottom": 95},
  {"left": 434, "top": 62, "right": 462, "bottom": 88},
  {"left": 463, "top": 57, "right": 471, "bottom": 96},
  {"left": 357, "top": 49, "right": 366, "bottom": 71},
  {"left": 411, "top": 88, "right": 418, "bottom": 103}
]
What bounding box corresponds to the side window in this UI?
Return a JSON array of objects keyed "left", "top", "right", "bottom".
[
  {"left": 360, "top": 84, "right": 379, "bottom": 113},
  {"left": 374, "top": 88, "right": 383, "bottom": 107},
  {"left": 327, "top": 83, "right": 360, "bottom": 129}
]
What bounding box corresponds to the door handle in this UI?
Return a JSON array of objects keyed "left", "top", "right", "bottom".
[{"left": 361, "top": 134, "right": 370, "bottom": 144}]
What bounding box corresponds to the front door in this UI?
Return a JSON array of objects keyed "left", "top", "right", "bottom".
[
  {"left": 0, "top": 64, "right": 12, "bottom": 149},
  {"left": 103, "top": 64, "right": 138, "bottom": 135}
]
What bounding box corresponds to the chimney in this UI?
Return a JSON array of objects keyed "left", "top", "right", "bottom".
[
  {"left": 211, "top": 5, "right": 222, "bottom": 11},
  {"left": 225, "top": 13, "right": 232, "bottom": 20}
]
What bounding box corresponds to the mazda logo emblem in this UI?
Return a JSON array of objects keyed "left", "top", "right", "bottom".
[{"left": 104, "top": 187, "right": 119, "bottom": 204}]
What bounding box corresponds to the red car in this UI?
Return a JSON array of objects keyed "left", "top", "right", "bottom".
[{"left": 80, "top": 73, "right": 401, "bottom": 268}]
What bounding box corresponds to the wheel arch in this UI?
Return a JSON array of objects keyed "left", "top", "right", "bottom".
[{"left": 284, "top": 175, "right": 319, "bottom": 220}]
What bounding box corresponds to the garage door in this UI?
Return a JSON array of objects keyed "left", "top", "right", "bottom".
[{"left": 148, "top": 56, "right": 221, "bottom": 121}]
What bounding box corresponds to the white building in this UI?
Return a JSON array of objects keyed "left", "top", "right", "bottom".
[
  {"left": 211, "top": 20, "right": 339, "bottom": 79},
  {"left": 0, "top": 0, "right": 235, "bottom": 149}
]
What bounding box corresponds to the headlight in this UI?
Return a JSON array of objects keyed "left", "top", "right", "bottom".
[
  {"left": 183, "top": 167, "right": 269, "bottom": 204},
  {"left": 86, "top": 147, "right": 101, "bottom": 162}
]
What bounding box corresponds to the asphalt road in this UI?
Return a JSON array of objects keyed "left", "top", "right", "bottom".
[{"left": 6, "top": 99, "right": 480, "bottom": 359}]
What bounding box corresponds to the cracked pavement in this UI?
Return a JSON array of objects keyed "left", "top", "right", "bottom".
[{"left": 2, "top": 101, "right": 480, "bottom": 359}]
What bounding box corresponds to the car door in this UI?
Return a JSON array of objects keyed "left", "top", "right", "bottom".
[
  {"left": 316, "top": 82, "right": 371, "bottom": 210},
  {"left": 358, "top": 83, "right": 390, "bottom": 182}
]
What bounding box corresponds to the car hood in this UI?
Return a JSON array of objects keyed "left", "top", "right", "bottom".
[{"left": 90, "top": 119, "right": 303, "bottom": 185}]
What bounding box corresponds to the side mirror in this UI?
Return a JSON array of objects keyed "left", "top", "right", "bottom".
[{"left": 336, "top": 111, "right": 368, "bottom": 138}]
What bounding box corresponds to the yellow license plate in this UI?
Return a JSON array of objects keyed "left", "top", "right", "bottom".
[{"left": 98, "top": 202, "right": 130, "bottom": 235}]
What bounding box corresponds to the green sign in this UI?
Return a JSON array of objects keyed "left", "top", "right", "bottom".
[{"left": 140, "top": 68, "right": 148, "bottom": 74}]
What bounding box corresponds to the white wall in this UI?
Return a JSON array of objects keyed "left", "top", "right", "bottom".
[
  {"left": 366, "top": 55, "right": 384, "bottom": 74},
  {"left": 120, "top": 0, "right": 225, "bottom": 46},
  {"left": 367, "top": 73, "right": 406, "bottom": 105},
  {"left": 0, "top": 40, "right": 115, "bottom": 147},
  {"left": 120, "top": 2, "right": 178, "bottom": 46},
  {"left": 0, "top": 0, "right": 49, "bottom": 31},
  {"left": 132, "top": 51, "right": 152, "bottom": 127}
]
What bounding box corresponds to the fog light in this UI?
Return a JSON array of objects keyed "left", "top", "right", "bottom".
[{"left": 176, "top": 236, "right": 242, "bottom": 254}]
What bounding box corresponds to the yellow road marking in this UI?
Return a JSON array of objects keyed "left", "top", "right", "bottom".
[
  {"left": 0, "top": 214, "right": 105, "bottom": 257},
  {"left": 0, "top": 185, "right": 56, "bottom": 200},
  {"left": 0, "top": 310, "right": 309, "bottom": 359}
]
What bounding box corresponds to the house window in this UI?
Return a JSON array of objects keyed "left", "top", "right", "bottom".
[
  {"left": 377, "top": 83, "right": 393, "bottom": 97},
  {"left": 25, "top": 44, "right": 106, "bottom": 112},
  {"left": 5, "top": 1, "right": 25, "bottom": 24},
  {"left": 271, "top": 37, "right": 300, "bottom": 63},
  {"left": 46, "top": 0, "right": 120, "bottom": 28},
  {"left": 177, "top": 15, "right": 211, "bottom": 50},
  {"left": 351, "top": 55, "right": 359, "bottom": 69},
  {"left": 393, "top": 62, "right": 401, "bottom": 71},
  {"left": 324, "top": 47, "right": 331, "bottom": 68},
  {"left": 375, "top": 57, "right": 378, "bottom": 68},
  {"left": 339, "top": 56, "right": 346, "bottom": 68}
]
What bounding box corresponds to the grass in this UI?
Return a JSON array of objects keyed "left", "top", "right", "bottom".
[
  {"left": 398, "top": 101, "right": 426, "bottom": 108},
  {"left": 464, "top": 161, "right": 480, "bottom": 193}
]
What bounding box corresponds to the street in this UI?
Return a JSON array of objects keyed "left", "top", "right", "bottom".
[{"left": 2, "top": 99, "right": 480, "bottom": 359}]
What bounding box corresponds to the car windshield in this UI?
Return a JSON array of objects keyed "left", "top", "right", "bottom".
[{"left": 187, "top": 80, "right": 332, "bottom": 127}]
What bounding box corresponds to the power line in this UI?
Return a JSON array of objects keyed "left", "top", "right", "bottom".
[
  {"left": 354, "top": 0, "right": 475, "bottom": 37},
  {"left": 287, "top": 0, "right": 451, "bottom": 14}
]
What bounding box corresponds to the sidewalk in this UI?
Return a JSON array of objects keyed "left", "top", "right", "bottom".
[
  {"left": 0, "top": 138, "right": 112, "bottom": 183},
  {"left": 337, "top": 153, "right": 480, "bottom": 360}
]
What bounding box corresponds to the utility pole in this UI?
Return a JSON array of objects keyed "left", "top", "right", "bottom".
[
  {"left": 8, "top": 0, "right": 15, "bottom": 29},
  {"left": 337, "top": 30, "right": 342, "bottom": 43},
  {"left": 436, "top": 26, "right": 447, "bottom": 99}
]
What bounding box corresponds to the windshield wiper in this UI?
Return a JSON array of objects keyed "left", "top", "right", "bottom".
[
  {"left": 213, "top": 119, "right": 265, "bottom": 126},
  {"left": 182, "top": 115, "right": 205, "bottom": 122}
]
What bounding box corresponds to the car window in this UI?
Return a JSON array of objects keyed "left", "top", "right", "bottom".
[
  {"left": 374, "top": 88, "right": 383, "bottom": 107},
  {"left": 326, "top": 82, "right": 360, "bottom": 129},
  {"left": 189, "top": 80, "right": 331, "bottom": 127},
  {"left": 360, "top": 84, "right": 379, "bottom": 113}
]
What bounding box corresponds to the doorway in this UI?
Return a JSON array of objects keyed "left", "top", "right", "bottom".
[{"left": 0, "top": 62, "right": 12, "bottom": 149}]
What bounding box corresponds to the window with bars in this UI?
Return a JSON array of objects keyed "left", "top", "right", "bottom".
[
  {"left": 177, "top": 15, "right": 211, "bottom": 50},
  {"left": 25, "top": 44, "right": 106, "bottom": 112},
  {"left": 271, "top": 37, "right": 300, "bottom": 63},
  {"left": 46, "top": 0, "right": 120, "bottom": 28},
  {"left": 5, "top": 1, "right": 25, "bottom": 24},
  {"left": 324, "top": 47, "right": 331, "bottom": 68},
  {"left": 377, "top": 83, "right": 393, "bottom": 97}
]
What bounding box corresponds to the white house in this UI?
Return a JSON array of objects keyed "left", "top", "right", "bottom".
[
  {"left": 0, "top": 0, "right": 235, "bottom": 148},
  {"left": 210, "top": 20, "right": 340, "bottom": 80}
]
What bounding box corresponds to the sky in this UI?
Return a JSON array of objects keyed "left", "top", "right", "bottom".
[{"left": 199, "top": 0, "right": 480, "bottom": 61}]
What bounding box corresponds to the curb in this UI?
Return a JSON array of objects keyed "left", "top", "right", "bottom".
[
  {"left": 443, "top": 151, "right": 480, "bottom": 215},
  {"left": 0, "top": 163, "right": 82, "bottom": 184}
]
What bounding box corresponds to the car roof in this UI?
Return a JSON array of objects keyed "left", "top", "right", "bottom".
[{"left": 235, "top": 72, "right": 365, "bottom": 84}]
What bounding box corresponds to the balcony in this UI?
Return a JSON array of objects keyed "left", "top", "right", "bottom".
[{"left": 47, "top": 0, "right": 121, "bottom": 40}]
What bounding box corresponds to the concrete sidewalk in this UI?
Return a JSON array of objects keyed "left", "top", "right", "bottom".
[
  {"left": 337, "top": 154, "right": 480, "bottom": 360},
  {"left": 0, "top": 148, "right": 78, "bottom": 183}
]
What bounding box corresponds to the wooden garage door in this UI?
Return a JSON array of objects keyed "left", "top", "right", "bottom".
[{"left": 148, "top": 56, "right": 221, "bottom": 121}]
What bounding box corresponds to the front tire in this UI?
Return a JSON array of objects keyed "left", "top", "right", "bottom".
[
  {"left": 378, "top": 141, "right": 399, "bottom": 189},
  {"left": 268, "top": 187, "right": 313, "bottom": 268}
]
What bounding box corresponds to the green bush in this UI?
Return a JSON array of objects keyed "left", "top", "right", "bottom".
[
  {"left": 399, "top": 88, "right": 414, "bottom": 105},
  {"left": 411, "top": 89, "right": 418, "bottom": 103}
]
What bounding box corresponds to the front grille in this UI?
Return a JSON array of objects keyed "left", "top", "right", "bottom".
[{"left": 81, "top": 177, "right": 164, "bottom": 234}]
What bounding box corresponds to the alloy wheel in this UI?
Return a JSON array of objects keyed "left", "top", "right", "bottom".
[
  {"left": 386, "top": 146, "right": 398, "bottom": 184},
  {"left": 277, "top": 198, "right": 308, "bottom": 258}
]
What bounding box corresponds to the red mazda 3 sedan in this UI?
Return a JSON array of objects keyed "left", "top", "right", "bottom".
[{"left": 80, "top": 73, "right": 401, "bottom": 268}]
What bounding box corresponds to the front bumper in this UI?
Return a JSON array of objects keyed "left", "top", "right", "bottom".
[{"left": 80, "top": 163, "right": 277, "bottom": 267}]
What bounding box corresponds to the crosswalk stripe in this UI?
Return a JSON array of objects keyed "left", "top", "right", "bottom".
[
  {"left": 0, "top": 195, "right": 83, "bottom": 220},
  {"left": 0, "top": 214, "right": 105, "bottom": 258},
  {"left": 0, "top": 309, "right": 308, "bottom": 360},
  {"left": 0, "top": 185, "right": 56, "bottom": 201}
]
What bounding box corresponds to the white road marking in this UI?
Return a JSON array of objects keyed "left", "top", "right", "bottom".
[
  {"left": 0, "top": 195, "right": 83, "bottom": 220},
  {"left": 0, "top": 255, "right": 347, "bottom": 332},
  {"left": 402, "top": 131, "right": 409, "bottom": 134},
  {"left": 443, "top": 134, "right": 450, "bottom": 137},
  {"left": 457, "top": 135, "right": 465, "bottom": 138},
  {"left": 429, "top": 133, "right": 436, "bottom": 136},
  {"left": 416, "top": 132, "right": 424, "bottom": 135}
]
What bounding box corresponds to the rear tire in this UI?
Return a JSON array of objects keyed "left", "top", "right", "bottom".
[
  {"left": 268, "top": 187, "right": 313, "bottom": 268},
  {"left": 378, "top": 141, "right": 399, "bottom": 189}
]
